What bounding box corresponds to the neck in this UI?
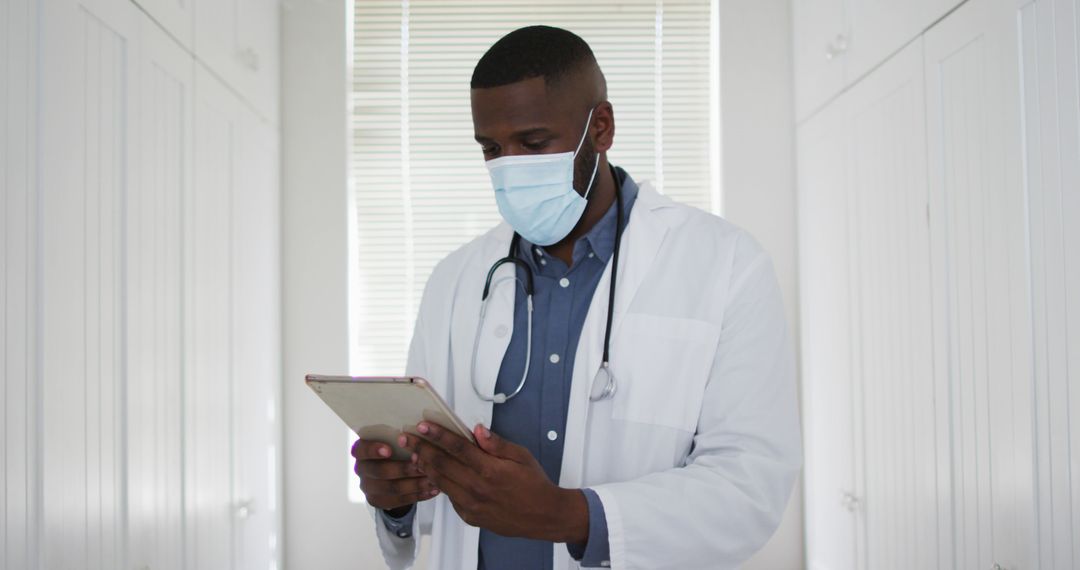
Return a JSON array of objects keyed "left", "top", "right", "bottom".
[{"left": 546, "top": 157, "right": 615, "bottom": 266}]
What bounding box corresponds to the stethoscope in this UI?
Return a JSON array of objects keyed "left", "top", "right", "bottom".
[{"left": 470, "top": 165, "right": 624, "bottom": 404}]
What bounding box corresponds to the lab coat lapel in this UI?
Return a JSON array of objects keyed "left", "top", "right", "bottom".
[{"left": 559, "top": 182, "right": 670, "bottom": 488}]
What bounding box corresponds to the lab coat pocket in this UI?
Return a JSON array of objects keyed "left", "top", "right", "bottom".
[{"left": 610, "top": 313, "right": 720, "bottom": 432}]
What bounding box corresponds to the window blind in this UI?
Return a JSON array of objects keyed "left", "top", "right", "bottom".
[{"left": 349, "top": 0, "right": 720, "bottom": 375}]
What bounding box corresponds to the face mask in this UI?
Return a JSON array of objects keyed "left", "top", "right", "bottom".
[{"left": 485, "top": 108, "right": 600, "bottom": 246}]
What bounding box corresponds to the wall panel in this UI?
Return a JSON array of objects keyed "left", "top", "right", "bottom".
[
  {"left": 1021, "top": 0, "right": 1080, "bottom": 567},
  {"left": 1, "top": 0, "right": 40, "bottom": 568}
]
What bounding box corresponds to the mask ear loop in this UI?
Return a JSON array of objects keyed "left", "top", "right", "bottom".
[{"left": 573, "top": 107, "right": 602, "bottom": 199}]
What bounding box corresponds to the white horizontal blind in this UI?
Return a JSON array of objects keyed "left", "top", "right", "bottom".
[{"left": 350, "top": 0, "right": 718, "bottom": 374}]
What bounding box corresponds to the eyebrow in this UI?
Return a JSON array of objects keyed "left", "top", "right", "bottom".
[{"left": 474, "top": 127, "right": 555, "bottom": 144}]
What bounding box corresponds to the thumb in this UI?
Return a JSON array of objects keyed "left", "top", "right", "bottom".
[{"left": 474, "top": 424, "right": 523, "bottom": 461}]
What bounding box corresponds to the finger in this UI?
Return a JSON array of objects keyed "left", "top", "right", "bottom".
[
  {"left": 351, "top": 438, "right": 394, "bottom": 460},
  {"left": 407, "top": 435, "right": 478, "bottom": 485},
  {"left": 473, "top": 424, "right": 530, "bottom": 463},
  {"left": 362, "top": 475, "right": 433, "bottom": 497},
  {"left": 415, "top": 422, "right": 486, "bottom": 465},
  {"left": 367, "top": 488, "right": 440, "bottom": 511},
  {"left": 356, "top": 458, "right": 423, "bottom": 480}
]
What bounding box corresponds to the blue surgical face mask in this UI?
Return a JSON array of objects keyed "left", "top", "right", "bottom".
[{"left": 485, "top": 108, "right": 600, "bottom": 246}]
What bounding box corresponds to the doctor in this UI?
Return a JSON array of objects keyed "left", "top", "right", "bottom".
[{"left": 351, "top": 25, "right": 801, "bottom": 570}]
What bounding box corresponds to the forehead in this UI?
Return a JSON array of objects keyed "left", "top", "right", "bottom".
[{"left": 470, "top": 77, "right": 576, "bottom": 136}]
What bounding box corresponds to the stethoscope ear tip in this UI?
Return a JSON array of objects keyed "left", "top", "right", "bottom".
[{"left": 493, "top": 393, "right": 507, "bottom": 404}]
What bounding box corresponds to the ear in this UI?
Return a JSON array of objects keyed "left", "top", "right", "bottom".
[{"left": 592, "top": 101, "right": 615, "bottom": 153}]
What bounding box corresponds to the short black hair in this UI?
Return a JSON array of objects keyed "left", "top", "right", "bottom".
[{"left": 471, "top": 26, "right": 602, "bottom": 92}]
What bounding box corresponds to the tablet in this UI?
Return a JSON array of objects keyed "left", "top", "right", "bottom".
[{"left": 306, "top": 375, "right": 476, "bottom": 461}]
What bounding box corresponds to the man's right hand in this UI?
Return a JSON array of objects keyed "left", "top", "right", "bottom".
[{"left": 351, "top": 437, "right": 439, "bottom": 515}]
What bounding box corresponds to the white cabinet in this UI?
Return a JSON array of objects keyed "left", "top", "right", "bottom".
[
  {"left": 1018, "top": 0, "right": 1080, "bottom": 567},
  {"left": 799, "top": 39, "right": 941, "bottom": 570},
  {"left": 189, "top": 66, "right": 282, "bottom": 570},
  {"left": 29, "top": 1, "right": 281, "bottom": 568},
  {"left": 924, "top": 0, "right": 1035, "bottom": 567},
  {"left": 195, "top": 0, "right": 280, "bottom": 121},
  {"left": 798, "top": 94, "right": 858, "bottom": 570}
]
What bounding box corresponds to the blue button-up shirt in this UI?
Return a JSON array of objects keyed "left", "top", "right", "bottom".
[{"left": 383, "top": 166, "right": 639, "bottom": 569}]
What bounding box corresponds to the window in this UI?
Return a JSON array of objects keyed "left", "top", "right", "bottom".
[{"left": 349, "top": 0, "right": 721, "bottom": 376}]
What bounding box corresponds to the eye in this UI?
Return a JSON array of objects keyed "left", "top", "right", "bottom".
[
  {"left": 523, "top": 139, "right": 550, "bottom": 152},
  {"left": 481, "top": 144, "right": 500, "bottom": 158}
]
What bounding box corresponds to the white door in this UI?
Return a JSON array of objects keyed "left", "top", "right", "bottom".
[
  {"left": 924, "top": 0, "right": 1036, "bottom": 568},
  {"left": 126, "top": 11, "right": 194, "bottom": 570},
  {"left": 844, "top": 39, "right": 944, "bottom": 570},
  {"left": 39, "top": 0, "right": 138, "bottom": 567},
  {"left": 194, "top": 0, "right": 279, "bottom": 121},
  {"left": 798, "top": 76, "right": 858, "bottom": 570},
  {"left": 1019, "top": 0, "right": 1080, "bottom": 567}
]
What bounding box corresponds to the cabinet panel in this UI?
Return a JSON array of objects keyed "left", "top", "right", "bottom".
[
  {"left": 924, "top": 0, "right": 1035, "bottom": 568},
  {"left": 126, "top": 13, "right": 193, "bottom": 570},
  {"left": 845, "top": 40, "right": 943, "bottom": 570},
  {"left": 798, "top": 97, "right": 858, "bottom": 570},
  {"left": 1020, "top": 0, "right": 1080, "bottom": 567},
  {"left": 39, "top": 0, "right": 138, "bottom": 568},
  {"left": 1, "top": 0, "right": 40, "bottom": 568},
  {"left": 194, "top": 0, "right": 279, "bottom": 122}
]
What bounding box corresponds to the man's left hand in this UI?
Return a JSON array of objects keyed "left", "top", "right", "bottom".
[{"left": 398, "top": 422, "right": 589, "bottom": 544}]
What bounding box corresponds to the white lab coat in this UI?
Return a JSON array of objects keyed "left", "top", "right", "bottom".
[{"left": 372, "top": 182, "right": 802, "bottom": 570}]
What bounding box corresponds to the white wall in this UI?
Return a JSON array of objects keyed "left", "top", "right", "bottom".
[
  {"left": 718, "top": 2, "right": 804, "bottom": 568},
  {"left": 280, "top": 1, "right": 387, "bottom": 568},
  {"left": 1, "top": 0, "right": 282, "bottom": 568}
]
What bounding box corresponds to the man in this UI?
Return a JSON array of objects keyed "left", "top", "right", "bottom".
[{"left": 351, "top": 26, "right": 801, "bottom": 569}]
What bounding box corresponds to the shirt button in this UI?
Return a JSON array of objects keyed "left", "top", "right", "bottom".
[
  {"left": 396, "top": 530, "right": 411, "bottom": 538},
  {"left": 559, "top": 277, "right": 570, "bottom": 288},
  {"left": 540, "top": 258, "right": 547, "bottom": 266},
  {"left": 588, "top": 252, "right": 595, "bottom": 258},
  {"left": 549, "top": 353, "right": 560, "bottom": 364},
  {"left": 547, "top": 430, "right": 559, "bottom": 441},
  {"left": 493, "top": 324, "right": 509, "bottom": 338}
]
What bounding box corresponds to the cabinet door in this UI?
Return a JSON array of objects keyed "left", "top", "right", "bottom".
[
  {"left": 845, "top": 39, "right": 944, "bottom": 570},
  {"left": 924, "top": 0, "right": 1035, "bottom": 568},
  {"left": 39, "top": 0, "right": 138, "bottom": 568},
  {"left": 231, "top": 100, "right": 283, "bottom": 570},
  {"left": 1019, "top": 0, "right": 1080, "bottom": 567},
  {"left": 126, "top": 12, "right": 193, "bottom": 570},
  {"left": 189, "top": 66, "right": 242, "bottom": 570},
  {"left": 194, "top": 0, "right": 279, "bottom": 121},
  {"left": 798, "top": 87, "right": 858, "bottom": 570},
  {"left": 793, "top": 0, "right": 848, "bottom": 120}
]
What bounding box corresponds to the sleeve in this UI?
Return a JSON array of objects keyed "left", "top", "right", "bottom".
[
  {"left": 589, "top": 245, "right": 802, "bottom": 569},
  {"left": 379, "top": 506, "right": 417, "bottom": 538},
  {"left": 565, "top": 489, "right": 612, "bottom": 568}
]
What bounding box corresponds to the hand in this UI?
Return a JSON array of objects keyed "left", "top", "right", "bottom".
[
  {"left": 351, "top": 438, "right": 440, "bottom": 513},
  {"left": 400, "top": 422, "right": 589, "bottom": 544}
]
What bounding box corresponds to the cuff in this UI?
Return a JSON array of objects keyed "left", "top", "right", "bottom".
[
  {"left": 379, "top": 506, "right": 417, "bottom": 539},
  {"left": 565, "top": 489, "right": 611, "bottom": 568}
]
